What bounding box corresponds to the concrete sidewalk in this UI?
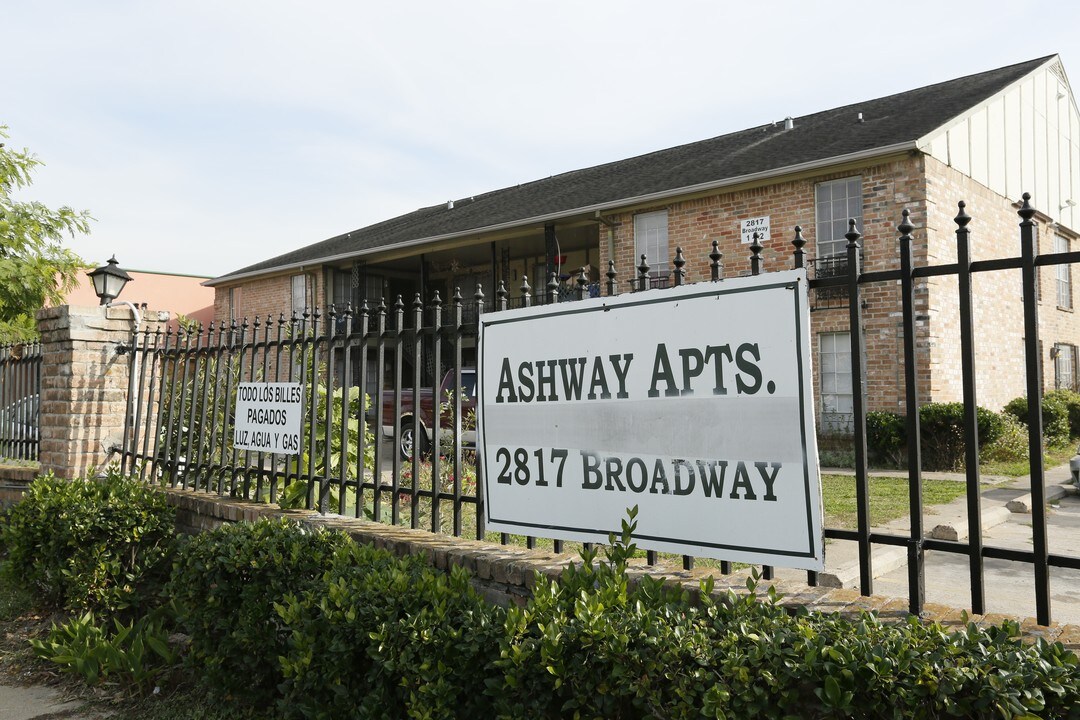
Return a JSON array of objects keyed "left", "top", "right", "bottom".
[
  {"left": 0, "top": 683, "right": 103, "bottom": 719},
  {"left": 775, "top": 462, "right": 1080, "bottom": 621}
]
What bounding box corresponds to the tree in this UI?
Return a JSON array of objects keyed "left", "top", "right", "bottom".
[{"left": 0, "top": 125, "right": 91, "bottom": 342}]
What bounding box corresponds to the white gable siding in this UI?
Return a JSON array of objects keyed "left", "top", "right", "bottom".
[{"left": 920, "top": 58, "right": 1080, "bottom": 231}]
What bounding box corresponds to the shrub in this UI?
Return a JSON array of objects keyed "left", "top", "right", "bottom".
[
  {"left": 494, "top": 509, "right": 711, "bottom": 719},
  {"left": 981, "top": 410, "right": 1030, "bottom": 463},
  {"left": 918, "top": 403, "right": 1005, "bottom": 471},
  {"left": 167, "top": 517, "right": 353, "bottom": 703},
  {"left": 1046, "top": 388, "right": 1080, "bottom": 439},
  {"left": 0, "top": 470, "right": 175, "bottom": 616},
  {"left": 866, "top": 411, "right": 905, "bottom": 466},
  {"left": 277, "top": 542, "right": 503, "bottom": 720},
  {"left": 492, "top": 509, "right": 1080, "bottom": 718},
  {"left": 1005, "top": 393, "right": 1071, "bottom": 447}
]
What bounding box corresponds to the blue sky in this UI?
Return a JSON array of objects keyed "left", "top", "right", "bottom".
[{"left": 6, "top": 0, "right": 1078, "bottom": 277}]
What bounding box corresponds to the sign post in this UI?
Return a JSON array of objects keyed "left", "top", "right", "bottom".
[{"left": 477, "top": 270, "right": 823, "bottom": 570}]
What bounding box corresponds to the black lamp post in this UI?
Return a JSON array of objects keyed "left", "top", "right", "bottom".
[{"left": 86, "top": 256, "right": 133, "bottom": 306}]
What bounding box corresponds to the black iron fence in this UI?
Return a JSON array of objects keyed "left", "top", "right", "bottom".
[
  {"left": 0, "top": 342, "right": 41, "bottom": 462},
  {"left": 122, "top": 194, "right": 1080, "bottom": 625}
]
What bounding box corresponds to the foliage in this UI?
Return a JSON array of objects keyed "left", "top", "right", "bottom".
[
  {"left": 1046, "top": 388, "right": 1080, "bottom": 439},
  {"left": 166, "top": 517, "right": 353, "bottom": 703},
  {"left": 1004, "top": 393, "right": 1072, "bottom": 448},
  {"left": 866, "top": 411, "right": 906, "bottom": 466},
  {"left": 981, "top": 410, "right": 1030, "bottom": 464},
  {"left": 30, "top": 609, "right": 177, "bottom": 691},
  {"left": 0, "top": 469, "right": 175, "bottom": 616},
  {"left": 919, "top": 402, "right": 1000, "bottom": 470},
  {"left": 276, "top": 541, "right": 503, "bottom": 720},
  {"left": 864, "top": 404, "right": 1006, "bottom": 471},
  {"left": 279, "top": 383, "right": 377, "bottom": 510},
  {"left": 0, "top": 125, "right": 91, "bottom": 342}
]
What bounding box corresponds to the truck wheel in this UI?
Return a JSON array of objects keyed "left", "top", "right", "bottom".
[{"left": 399, "top": 422, "right": 429, "bottom": 461}]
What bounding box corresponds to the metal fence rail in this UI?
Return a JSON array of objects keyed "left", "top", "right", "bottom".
[
  {"left": 123, "top": 194, "right": 1078, "bottom": 625},
  {"left": 0, "top": 342, "right": 41, "bottom": 462}
]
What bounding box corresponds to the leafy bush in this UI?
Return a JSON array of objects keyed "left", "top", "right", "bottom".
[
  {"left": 1005, "top": 393, "right": 1072, "bottom": 447},
  {"left": 0, "top": 470, "right": 175, "bottom": 615},
  {"left": 491, "top": 508, "right": 1080, "bottom": 718},
  {"left": 918, "top": 403, "right": 1005, "bottom": 471},
  {"left": 1046, "top": 388, "right": 1080, "bottom": 439},
  {"left": 277, "top": 542, "right": 503, "bottom": 720},
  {"left": 166, "top": 517, "right": 352, "bottom": 703},
  {"left": 866, "top": 411, "right": 906, "bottom": 466},
  {"left": 981, "top": 410, "right": 1030, "bottom": 463},
  {"left": 30, "top": 609, "right": 176, "bottom": 691}
]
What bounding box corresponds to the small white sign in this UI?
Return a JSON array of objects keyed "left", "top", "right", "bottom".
[
  {"left": 740, "top": 216, "right": 771, "bottom": 244},
  {"left": 233, "top": 383, "right": 303, "bottom": 454},
  {"left": 477, "top": 269, "right": 823, "bottom": 571}
]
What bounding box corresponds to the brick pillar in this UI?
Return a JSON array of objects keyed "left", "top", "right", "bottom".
[{"left": 36, "top": 305, "right": 166, "bottom": 479}]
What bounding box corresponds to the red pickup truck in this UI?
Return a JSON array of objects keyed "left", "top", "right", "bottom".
[{"left": 379, "top": 368, "right": 477, "bottom": 460}]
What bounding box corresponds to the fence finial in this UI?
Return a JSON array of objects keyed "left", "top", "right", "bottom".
[
  {"left": 547, "top": 272, "right": 558, "bottom": 305},
  {"left": 899, "top": 208, "right": 914, "bottom": 237},
  {"left": 953, "top": 202, "right": 970, "bottom": 230},
  {"left": 496, "top": 280, "right": 508, "bottom": 311},
  {"left": 792, "top": 226, "right": 806, "bottom": 269},
  {"left": 673, "top": 247, "right": 686, "bottom": 286},
  {"left": 1019, "top": 192, "right": 1036, "bottom": 222},
  {"left": 577, "top": 266, "right": 589, "bottom": 299},
  {"left": 636, "top": 254, "right": 650, "bottom": 291},
  {"left": 606, "top": 260, "right": 618, "bottom": 296},
  {"left": 750, "top": 232, "right": 764, "bottom": 275},
  {"left": 431, "top": 290, "right": 442, "bottom": 327},
  {"left": 845, "top": 218, "right": 862, "bottom": 248},
  {"left": 520, "top": 275, "right": 532, "bottom": 308},
  {"left": 710, "top": 240, "right": 724, "bottom": 280}
]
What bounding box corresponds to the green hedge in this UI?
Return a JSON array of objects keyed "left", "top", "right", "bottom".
[
  {"left": 866, "top": 404, "right": 1006, "bottom": 471},
  {"left": 0, "top": 470, "right": 175, "bottom": 616},
  {"left": 7, "top": 481, "right": 1080, "bottom": 717},
  {"left": 277, "top": 544, "right": 504, "bottom": 719},
  {"left": 170, "top": 513, "right": 1080, "bottom": 719},
  {"left": 1004, "top": 392, "right": 1073, "bottom": 447},
  {"left": 166, "top": 517, "right": 353, "bottom": 703}
]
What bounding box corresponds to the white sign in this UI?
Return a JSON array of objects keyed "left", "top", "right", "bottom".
[
  {"left": 740, "top": 215, "right": 771, "bottom": 244},
  {"left": 477, "top": 269, "right": 823, "bottom": 570},
  {"left": 233, "top": 383, "right": 303, "bottom": 454}
]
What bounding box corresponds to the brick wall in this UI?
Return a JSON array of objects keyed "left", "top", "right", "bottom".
[
  {"left": 603, "top": 155, "right": 929, "bottom": 415},
  {"left": 921, "top": 157, "right": 1080, "bottom": 409},
  {"left": 213, "top": 271, "right": 323, "bottom": 326}
]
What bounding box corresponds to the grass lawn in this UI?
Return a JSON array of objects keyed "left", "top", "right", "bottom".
[
  {"left": 821, "top": 474, "right": 968, "bottom": 529},
  {"left": 979, "top": 443, "right": 1077, "bottom": 477}
]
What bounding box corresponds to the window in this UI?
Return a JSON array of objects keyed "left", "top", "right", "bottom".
[
  {"left": 815, "top": 177, "right": 862, "bottom": 258},
  {"left": 634, "top": 211, "right": 669, "bottom": 278},
  {"left": 1056, "top": 234, "right": 1072, "bottom": 309},
  {"left": 1055, "top": 343, "right": 1076, "bottom": 391},
  {"left": 820, "top": 332, "right": 853, "bottom": 429},
  {"left": 227, "top": 287, "right": 240, "bottom": 322},
  {"left": 291, "top": 274, "right": 311, "bottom": 315}
]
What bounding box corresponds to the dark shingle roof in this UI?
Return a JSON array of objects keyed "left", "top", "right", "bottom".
[{"left": 213, "top": 55, "right": 1053, "bottom": 283}]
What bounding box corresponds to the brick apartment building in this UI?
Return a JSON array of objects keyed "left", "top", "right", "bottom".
[{"left": 207, "top": 54, "right": 1080, "bottom": 430}]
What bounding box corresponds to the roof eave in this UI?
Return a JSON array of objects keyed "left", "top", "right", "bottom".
[{"left": 205, "top": 140, "right": 920, "bottom": 287}]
